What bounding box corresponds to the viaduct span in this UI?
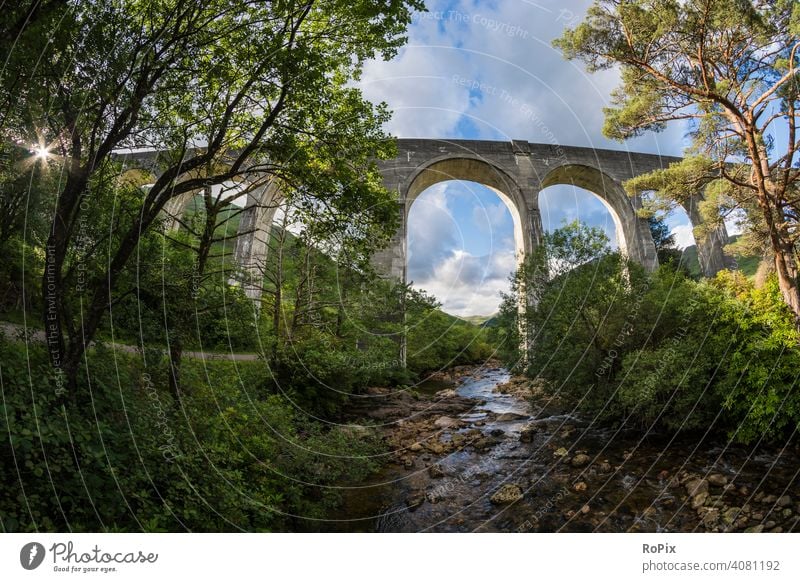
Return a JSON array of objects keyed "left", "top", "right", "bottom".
[
  {"left": 369, "top": 139, "right": 730, "bottom": 284},
  {"left": 123, "top": 138, "right": 731, "bottom": 297}
]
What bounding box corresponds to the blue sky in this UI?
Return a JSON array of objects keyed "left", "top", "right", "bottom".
[{"left": 356, "top": 0, "right": 699, "bottom": 316}]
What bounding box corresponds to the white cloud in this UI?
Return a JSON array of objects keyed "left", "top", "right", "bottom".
[
  {"left": 414, "top": 249, "right": 516, "bottom": 317},
  {"left": 671, "top": 224, "right": 696, "bottom": 250},
  {"left": 472, "top": 199, "right": 508, "bottom": 233}
]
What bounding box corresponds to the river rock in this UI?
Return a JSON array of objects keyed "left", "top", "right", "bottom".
[
  {"left": 776, "top": 495, "right": 792, "bottom": 507},
  {"left": 489, "top": 428, "right": 505, "bottom": 437},
  {"left": 434, "top": 416, "right": 460, "bottom": 429},
  {"left": 451, "top": 433, "right": 466, "bottom": 447},
  {"left": 571, "top": 453, "right": 591, "bottom": 468},
  {"left": 554, "top": 447, "right": 569, "bottom": 457},
  {"left": 428, "top": 464, "right": 445, "bottom": 478},
  {"left": 490, "top": 484, "right": 523, "bottom": 505},
  {"left": 707, "top": 473, "right": 728, "bottom": 487},
  {"left": 473, "top": 436, "right": 499, "bottom": 451},
  {"left": 495, "top": 412, "right": 528, "bottom": 422},
  {"left": 426, "top": 442, "right": 445, "bottom": 454},
  {"left": 744, "top": 524, "right": 764, "bottom": 533},
  {"left": 409, "top": 443, "right": 423, "bottom": 452},
  {"left": 435, "top": 389, "right": 458, "bottom": 399},
  {"left": 407, "top": 491, "right": 425, "bottom": 510},
  {"left": 685, "top": 478, "right": 709, "bottom": 498},
  {"left": 700, "top": 507, "right": 720, "bottom": 529},
  {"left": 691, "top": 492, "right": 709, "bottom": 509},
  {"left": 761, "top": 494, "right": 777, "bottom": 504},
  {"left": 519, "top": 425, "right": 537, "bottom": 442},
  {"left": 573, "top": 481, "right": 587, "bottom": 492},
  {"left": 722, "top": 507, "right": 740, "bottom": 525}
]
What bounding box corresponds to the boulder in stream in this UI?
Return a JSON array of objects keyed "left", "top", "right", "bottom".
[
  {"left": 434, "top": 416, "right": 460, "bottom": 429},
  {"left": 571, "top": 453, "right": 591, "bottom": 468},
  {"left": 490, "top": 484, "right": 523, "bottom": 505},
  {"left": 495, "top": 412, "right": 528, "bottom": 422}
]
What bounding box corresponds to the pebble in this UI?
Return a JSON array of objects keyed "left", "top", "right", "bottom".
[
  {"left": 691, "top": 492, "right": 709, "bottom": 509},
  {"left": 519, "top": 425, "right": 537, "bottom": 443}
]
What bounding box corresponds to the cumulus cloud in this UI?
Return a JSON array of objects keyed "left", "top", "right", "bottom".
[
  {"left": 414, "top": 249, "right": 517, "bottom": 317},
  {"left": 671, "top": 224, "right": 696, "bottom": 250},
  {"left": 408, "top": 184, "right": 517, "bottom": 316},
  {"left": 407, "top": 183, "right": 461, "bottom": 279}
]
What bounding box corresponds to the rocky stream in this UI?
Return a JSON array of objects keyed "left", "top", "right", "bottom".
[{"left": 321, "top": 364, "right": 799, "bottom": 533}]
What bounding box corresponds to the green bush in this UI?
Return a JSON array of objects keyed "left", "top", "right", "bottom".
[
  {"left": 499, "top": 221, "right": 800, "bottom": 444},
  {"left": 0, "top": 338, "right": 384, "bottom": 532}
]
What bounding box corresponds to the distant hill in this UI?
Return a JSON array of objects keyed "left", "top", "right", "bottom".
[{"left": 458, "top": 314, "right": 495, "bottom": 326}]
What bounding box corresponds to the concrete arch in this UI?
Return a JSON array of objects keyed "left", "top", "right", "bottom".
[
  {"left": 403, "top": 156, "right": 529, "bottom": 269},
  {"left": 539, "top": 163, "right": 658, "bottom": 270}
]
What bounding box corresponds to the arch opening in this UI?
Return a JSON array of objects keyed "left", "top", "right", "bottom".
[
  {"left": 405, "top": 178, "right": 522, "bottom": 318},
  {"left": 539, "top": 164, "right": 658, "bottom": 271},
  {"left": 538, "top": 183, "right": 624, "bottom": 256}
]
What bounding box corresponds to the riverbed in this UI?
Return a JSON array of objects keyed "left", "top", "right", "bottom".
[{"left": 320, "top": 365, "right": 799, "bottom": 533}]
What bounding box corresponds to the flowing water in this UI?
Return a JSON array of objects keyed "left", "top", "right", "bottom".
[{"left": 321, "top": 366, "right": 799, "bottom": 533}]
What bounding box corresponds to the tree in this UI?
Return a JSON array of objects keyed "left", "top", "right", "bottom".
[
  {"left": 554, "top": 0, "right": 800, "bottom": 322},
  {"left": 647, "top": 214, "right": 683, "bottom": 265},
  {"left": 1, "top": 0, "right": 420, "bottom": 394},
  {"left": 494, "top": 221, "right": 613, "bottom": 369}
]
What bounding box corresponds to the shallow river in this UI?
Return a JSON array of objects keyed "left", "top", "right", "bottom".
[{"left": 320, "top": 367, "right": 799, "bottom": 533}]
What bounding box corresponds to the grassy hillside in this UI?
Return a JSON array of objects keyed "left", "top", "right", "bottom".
[
  {"left": 676, "top": 234, "right": 760, "bottom": 279},
  {"left": 458, "top": 314, "right": 495, "bottom": 326}
]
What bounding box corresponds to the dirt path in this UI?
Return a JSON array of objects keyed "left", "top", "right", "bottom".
[{"left": 0, "top": 322, "right": 261, "bottom": 361}]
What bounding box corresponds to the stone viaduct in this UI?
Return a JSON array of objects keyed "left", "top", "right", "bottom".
[
  {"left": 119, "top": 138, "right": 731, "bottom": 299},
  {"left": 370, "top": 138, "right": 728, "bottom": 284}
]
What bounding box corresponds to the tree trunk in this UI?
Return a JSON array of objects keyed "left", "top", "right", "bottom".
[
  {"left": 746, "top": 134, "right": 800, "bottom": 325},
  {"left": 169, "top": 336, "right": 183, "bottom": 399},
  {"left": 773, "top": 241, "right": 800, "bottom": 325}
]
